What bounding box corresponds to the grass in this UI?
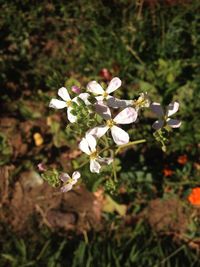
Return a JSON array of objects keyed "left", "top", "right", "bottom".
[{"left": 0, "top": 0, "right": 200, "bottom": 266}]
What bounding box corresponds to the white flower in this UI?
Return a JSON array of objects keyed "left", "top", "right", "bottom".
[
  {"left": 79, "top": 134, "right": 112, "bottom": 173},
  {"left": 133, "top": 92, "right": 150, "bottom": 111},
  {"left": 151, "top": 101, "right": 181, "bottom": 130},
  {"left": 87, "top": 77, "right": 121, "bottom": 102},
  {"left": 49, "top": 87, "right": 90, "bottom": 123},
  {"left": 88, "top": 104, "right": 138, "bottom": 145},
  {"left": 60, "top": 171, "right": 81, "bottom": 192},
  {"left": 107, "top": 92, "right": 150, "bottom": 111}
]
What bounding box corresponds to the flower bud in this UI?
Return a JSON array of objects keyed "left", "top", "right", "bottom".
[{"left": 71, "top": 85, "right": 81, "bottom": 94}]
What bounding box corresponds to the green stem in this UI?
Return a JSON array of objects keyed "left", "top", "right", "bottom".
[
  {"left": 115, "top": 139, "right": 146, "bottom": 155},
  {"left": 75, "top": 159, "right": 90, "bottom": 170},
  {"left": 126, "top": 45, "right": 145, "bottom": 65},
  {"left": 165, "top": 180, "right": 200, "bottom": 186},
  {"left": 111, "top": 150, "right": 117, "bottom": 182}
]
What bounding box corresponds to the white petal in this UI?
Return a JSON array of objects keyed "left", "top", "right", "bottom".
[
  {"left": 58, "top": 87, "right": 71, "bottom": 101},
  {"left": 87, "top": 126, "right": 109, "bottom": 139},
  {"left": 106, "top": 77, "right": 122, "bottom": 94},
  {"left": 79, "top": 137, "right": 90, "bottom": 155},
  {"left": 67, "top": 107, "right": 77, "bottom": 123},
  {"left": 61, "top": 184, "right": 72, "bottom": 192},
  {"left": 166, "top": 102, "right": 179, "bottom": 117},
  {"left": 73, "top": 93, "right": 91, "bottom": 106},
  {"left": 97, "top": 156, "right": 113, "bottom": 165},
  {"left": 113, "top": 107, "right": 138, "bottom": 124},
  {"left": 49, "top": 99, "right": 67, "bottom": 109},
  {"left": 79, "top": 93, "right": 91, "bottom": 105},
  {"left": 60, "top": 173, "right": 70, "bottom": 182},
  {"left": 152, "top": 119, "right": 164, "bottom": 130},
  {"left": 87, "top": 81, "right": 104, "bottom": 95},
  {"left": 167, "top": 118, "right": 181, "bottom": 128},
  {"left": 85, "top": 133, "right": 97, "bottom": 152},
  {"left": 151, "top": 102, "right": 164, "bottom": 117},
  {"left": 90, "top": 159, "right": 101, "bottom": 173},
  {"left": 72, "top": 171, "right": 81, "bottom": 181},
  {"left": 107, "top": 96, "right": 131, "bottom": 109},
  {"left": 111, "top": 126, "right": 129, "bottom": 145},
  {"left": 95, "top": 96, "right": 104, "bottom": 103},
  {"left": 94, "top": 103, "right": 111, "bottom": 120}
]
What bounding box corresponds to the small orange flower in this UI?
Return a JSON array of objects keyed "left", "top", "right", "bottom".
[
  {"left": 188, "top": 187, "right": 200, "bottom": 206},
  {"left": 177, "top": 155, "right": 188, "bottom": 165},
  {"left": 163, "top": 168, "right": 173, "bottom": 177}
]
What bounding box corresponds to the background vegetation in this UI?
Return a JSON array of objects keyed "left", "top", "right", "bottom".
[{"left": 0, "top": 0, "right": 200, "bottom": 266}]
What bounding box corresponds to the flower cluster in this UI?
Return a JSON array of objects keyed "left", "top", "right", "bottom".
[{"left": 49, "top": 77, "right": 181, "bottom": 191}]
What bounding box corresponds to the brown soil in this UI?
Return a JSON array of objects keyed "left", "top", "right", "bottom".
[{"left": 0, "top": 166, "right": 102, "bottom": 234}]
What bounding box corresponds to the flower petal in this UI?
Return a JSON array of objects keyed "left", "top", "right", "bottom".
[
  {"left": 95, "top": 96, "right": 104, "bottom": 103},
  {"left": 94, "top": 103, "right": 111, "bottom": 120},
  {"left": 166, "top": 101, "right": 179, "bottom": 117},
  {"left": 87, "top": 126, "right": 109, "bottom": 139},
  {"left": 79, "top": 137, "right": 90, "bottom": 155},
  {"left": 152, "top": 119, "right": 164, "bottom": 130},
  {"left": 151, "top": 102, "right": 164, "bottom": 117},
  {"left": 72, "top": 171, "right": 81, "bottom": 181},
  {"left": 49, "top": 99, "right": 67, "bottom": 109},
  {"left": 107, "top": 96, "right": 131, "bottom": 109},
  {"left": 58, "top": 87, "right": 71, "bottom": 101},
  {"left": 85, "top": 133, "right": 97, "bottom": 152},
  {"left": 106, "top": 77, "right": 122, "bottom": 94},
  {"left": 79, "top": 93, "right": 91, "bottom": 105},
  {"left": 87, "top": 81, "right": 104, "bottom": 95},
  {"left": 67, "top": 107, "right": 77, "bottom": 123},
  {"left": 113, "top": 107, "right": 138, "bottom": 124},
  {"left": 90, "top": 159, "right": 101, "bottom": 173},
  {"left": 73, "top": 93, "right": 91, "bottom": 106},
  {"left": 61, "top": 183, "right": 73, "bottom": 192},
  {"left": 60, "top": 173, "right": 70, "bottom": 182},
  {"left": 167, "top": 118, "right": 181, "bottom": 128},
  {"left": 111, "top": 125, "right": 129, "bottom": 145}
]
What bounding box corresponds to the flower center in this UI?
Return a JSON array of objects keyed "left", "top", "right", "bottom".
[
  {"left": 106, "top": 119, "right": 114, "bottom": 128},
  {"left": 103, "top": 91, "right": 108, "bottom": 98},
  {"left": 66, "top": 100, "right": 72, "bottom": 107},
  {"left": 64, "top": 177, "right": 73, "bottom": 185},
  {"left": 133, "top": 98, "right": 145, "bottom": 107},
  {"left": 90, "top": 151, "right": 98, "bottom": 160}
]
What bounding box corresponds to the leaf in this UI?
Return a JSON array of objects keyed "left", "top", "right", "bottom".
[{"left": 103, "top": 194, "right": 127, "bottom": 216}]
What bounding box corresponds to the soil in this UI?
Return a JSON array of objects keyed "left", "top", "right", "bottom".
[{"left": 0, "top": 166, "right": 102, "bottom": 234}]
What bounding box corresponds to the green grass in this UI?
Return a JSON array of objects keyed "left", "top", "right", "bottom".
[{"left": 1, "top": 0, "right": 200, "bottom": 266}]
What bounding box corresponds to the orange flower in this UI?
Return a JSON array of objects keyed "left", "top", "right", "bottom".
[
  {"left": 177, "top": 155, "right": 188, "bottom": 165},
  {"left": 163, "top": 168, "right": 173, "bottom": 177},
  {"left": 188, "top": 187, "right": 200, "bottom": 206}
]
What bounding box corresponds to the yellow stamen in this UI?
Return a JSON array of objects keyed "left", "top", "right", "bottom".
[
  {"left": 106, "top": 119, "right": 115, "bottom": 128},
  {"left": 66, "top": 100, "right": 72, "bottom": 107},
  {"left": 90, "top": 151, "right": 98, "bottom": 160},
  {"left": 103, "top": 91, "right": 108, "bottom": 98},
  {"left": 64, "top": 177, "right": 73, "bottom": 185}
]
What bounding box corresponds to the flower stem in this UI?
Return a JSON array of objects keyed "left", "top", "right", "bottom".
[
  {"left": 115, "top": 139, "right": 146, "bottom": 155},
  {"left": 111, "top": 150, "right": 117, "bottom": 182}
]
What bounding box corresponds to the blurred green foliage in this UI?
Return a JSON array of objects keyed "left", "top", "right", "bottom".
[{"left": 1, "top": 0, "right": 200, "bottom": 266}]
